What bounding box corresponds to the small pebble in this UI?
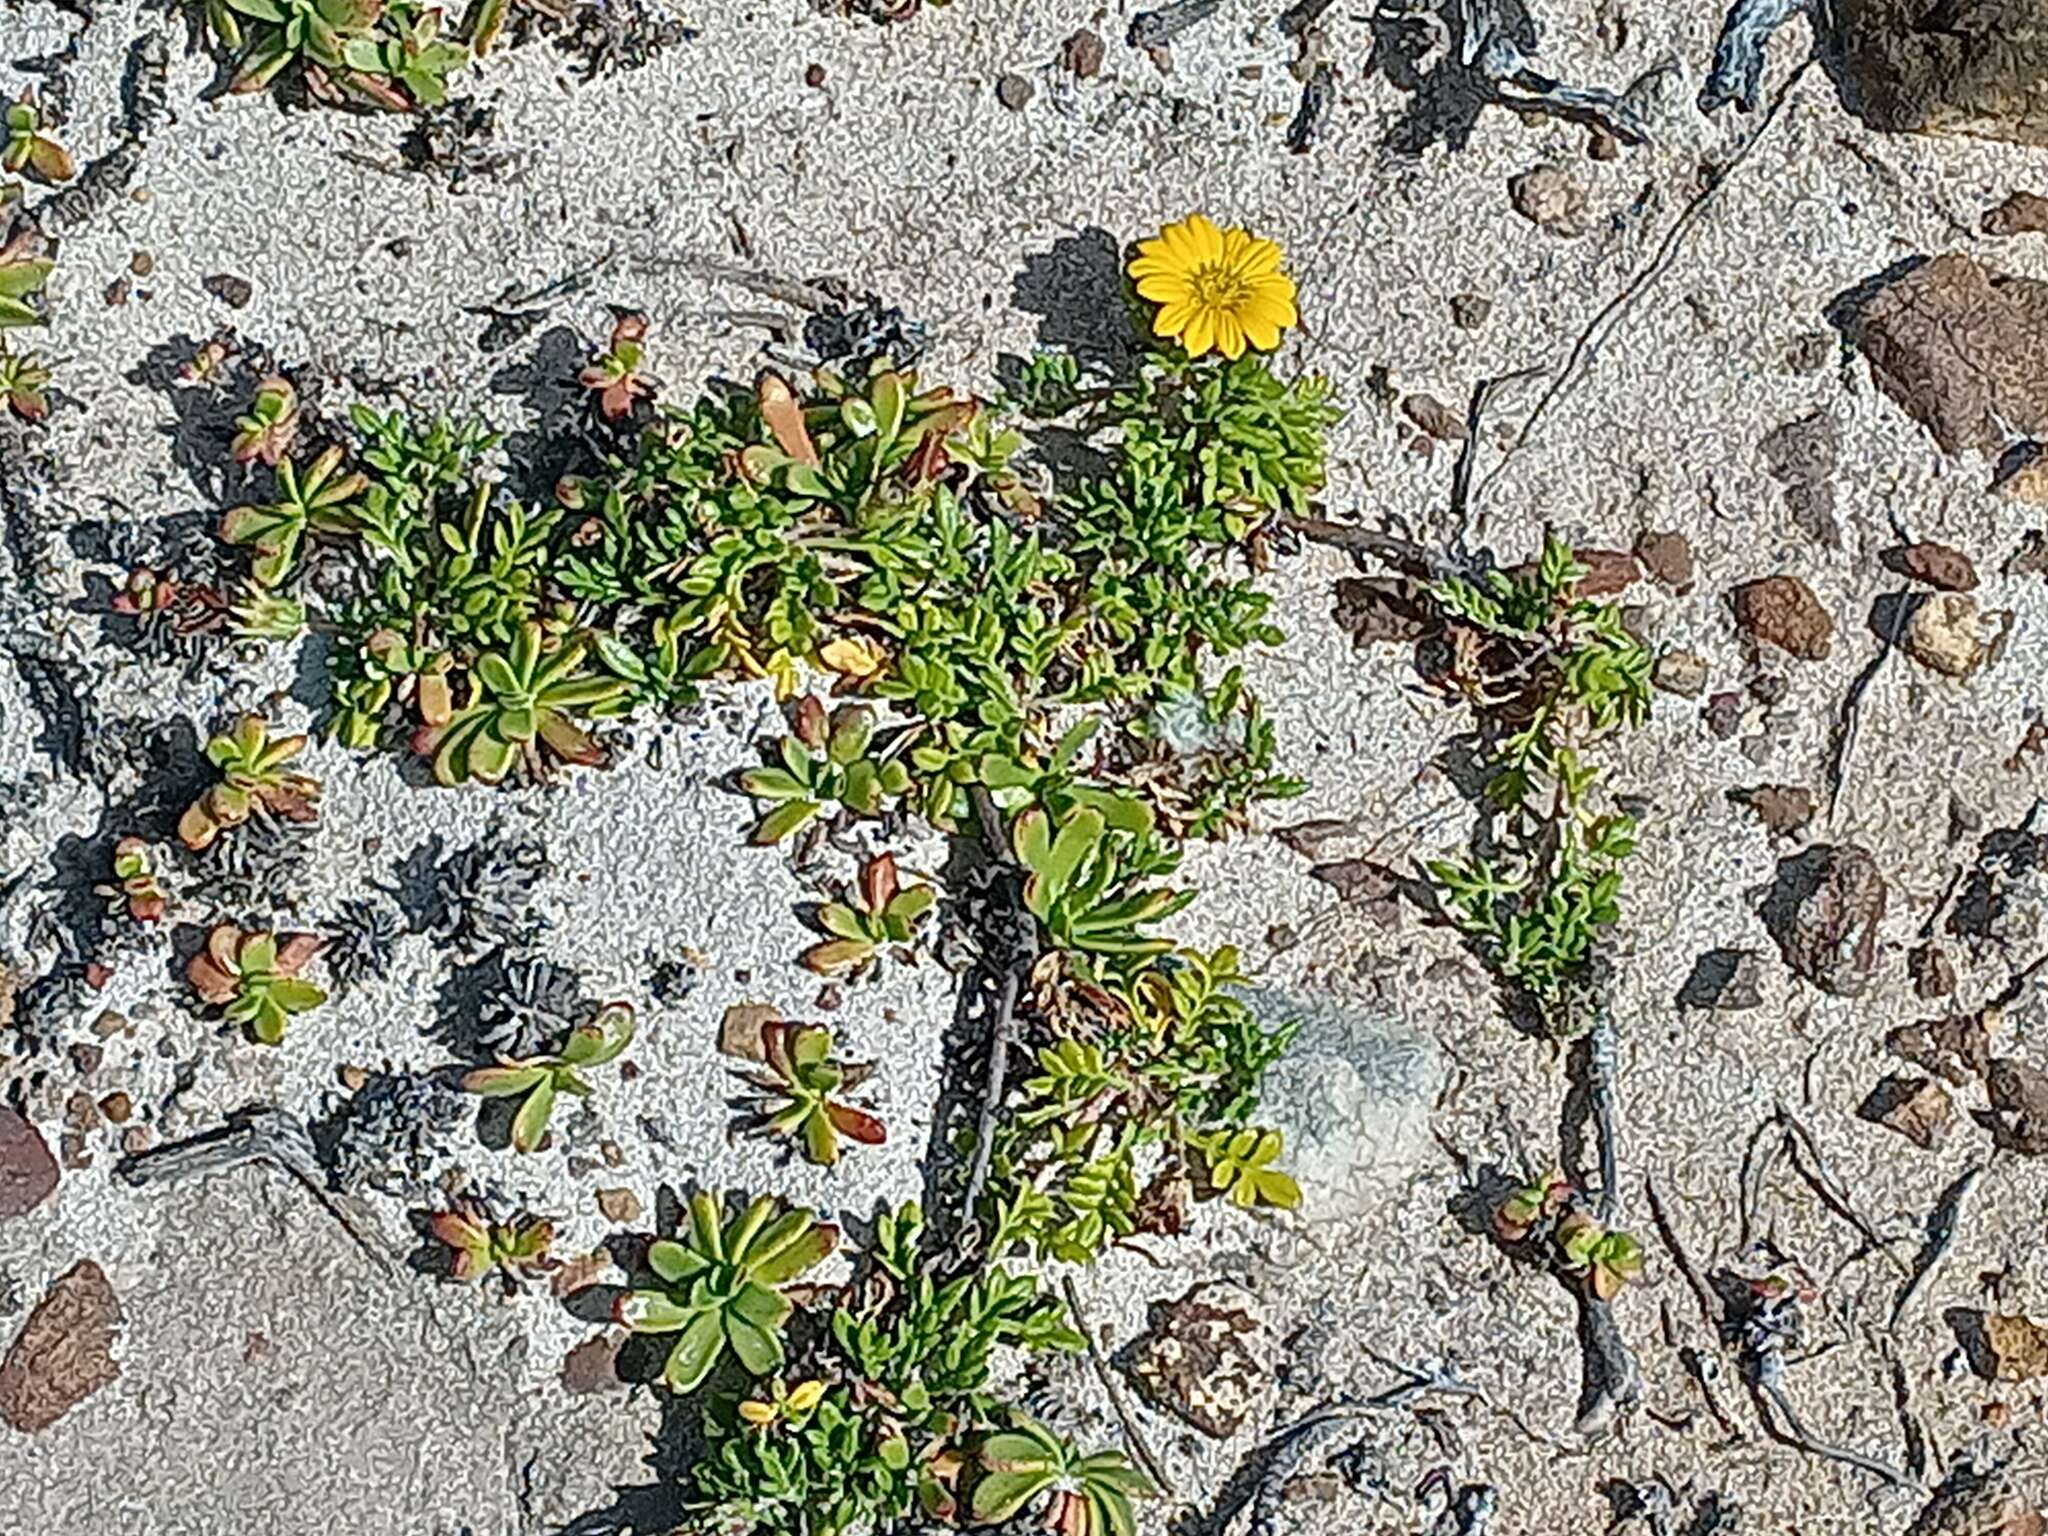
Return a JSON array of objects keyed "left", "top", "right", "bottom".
[
  {"left": 203, "top": 272, "right": 254, "bottom": 309},
  {"left": 804, "top": 63, "right": 825, "bottom": 88},
  {"left": 1061, "top": 28, "right": 1105, "bottom": 79},
  {"left": 129, "top": 251, "right": 153, "bottom": 277},
  {"left": 98, "top": 1093, "right": 132, "bottom": 1124},
  {"left": 996, "top": 73, "right": 1035, "bottom": 111},
  {"left": 595, "top": 1187, "right": 642, "bottom": 1224},
  {"left": 1449, "top": 293, "right": 1492, "bottom": 330},
  {"left": 69, "top": 1043, "right": 103, "bottom": 1076},
  {"left": 1652, "top": 650, "right": 1708, "bottom": 698},
  {"left": 337, "top": 1064, "right": 369, "bottom": 1092},
  {"left": 121, "top": 1127, "right": 152, "bottom": 1155},
  {"left": 60, "top": 1132, "right": 92, "bottom": 1170},
  {"left": 91, "top": 1010, "right": 127, "bottom": 1039},
  {"left": 103, "top": 278, "right": 130, "bottom": 307},
  {"left": 599, "top": 1140, "right": 624, "bottom": 1168}
]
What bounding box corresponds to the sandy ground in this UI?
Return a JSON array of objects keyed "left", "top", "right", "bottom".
[{"left": 2, "top": 0, "right": 2047, "bottom": 1531}]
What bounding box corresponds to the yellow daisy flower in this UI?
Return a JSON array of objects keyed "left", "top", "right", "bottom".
[{"left": 1128, "top": 214, "right": 1299, "bottom": 361}]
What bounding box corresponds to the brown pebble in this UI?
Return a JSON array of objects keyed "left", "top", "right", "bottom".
[
  {"left": 1730, "top": 575, "right": 1833, "bottom": 661},
  {"left": 1982, "top": 191, "right": 2048, "bottom": 237},
  {"left": 595, "top": 1187, "right": 641, "bottom": 1224},
  {"left": 1983, "top": 1400, "right": 2014, "bottom": 1428},
  {"left": 1652, "top": 650, "right": 1708, "bottom": 698},
  {"left": 1061, "top": 28, "right": 1105, "bottom": 79},
  {"left": 1402, "top": 393, "right": 1468, "bottom": 442},
  {"left": 1704, "top": 691, "right": 1745, "bottom": 739},
  {"left": 63, "top": 1092, "right": 99, "bottom": 1133},
  {"left": 90, "top": 1011, "right": 127, "bottom": 1039},
  {"left": 1634, "top": 529, "right": 1695, "bottom": 594},
  {"left": 1909, "top": 943, "right": 1957, "bottom": 1000},
  {"left": 121, "top": 1127, "right": 152, "bottom": 1155},
  {"left": 129, "top": 251, "right": 154, "bottom": 276},
  {"left": 58, "top": 1132, "right": 91, "bottom": 1171},
  {"left": 130, "top": 186, "right": 150, "bottom": 203},
  {"left": 337, "top": 1064, "right": 369, "bottom": 1092},
  {"left": 996, "top": 73, "right": 1035, "bottom": 111},
  {"left": 1449, "top": 293, "right": 1492, "bottom": 330},
  {"left": 103, "top": 278, "right": 130, "bottom": 307},
  {"left": 804, "top": 63, "right": 825, "bottom": 88},
  {"left": 599, "top": 1140, "right": 624, "bottom": 1168},
  {"left": 815, "top": 984, "right": 844, "bottom": 1012},
  {"left": 97, "top": 1094, "right": 132, "bottom": 1125},
  {"left": 69, "top": 1043, "right": 103, "bottom": 1076},
  {"left": 1587, "top": 124, "right": 1620, "bottom": 161},
  {"left": 1882, "top": 541, "right": 1979, "bottom": 592}
]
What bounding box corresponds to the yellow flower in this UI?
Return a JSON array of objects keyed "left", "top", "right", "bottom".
[
  {"left": 737, "top": 1399, "right": 778, "bottom": 1427},
  {"left": 1128, "top": 214, "right": 1298, "bottom": 360},
  {"left": 786, "top": 1379, "right": 826, "bottom": 1413}
]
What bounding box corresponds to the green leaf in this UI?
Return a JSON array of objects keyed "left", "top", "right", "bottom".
[
  {"left": 509, "top": 1074, "right": 556, "bottom": 1152},
  {"left": 616, "top": 1289, "right": 695, "bottom": 1333},
  {"left": 662, "top": 1310, "right": 727, "bottom": 1393}
]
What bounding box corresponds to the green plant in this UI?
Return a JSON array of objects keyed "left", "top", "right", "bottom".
[
  {"left": 1014, "top": 806, "right": 1191, "bottom": 960},
  {"left": 2, "top": 90, "right": 73, "bottom": 183},
  {"left": 205, "top": 0, "right": 470, "bottom": 109},
  {"left": 737, "top": 1021, "right": 886, "bottom": 1166},
  {"left": 220, "top": 444, "right": 367, "bottom": 587},
  {"left": 579, "top": 312, "right": 651, "bottom": 421},
  {"left": 686, "top": 1202, "right": 1084, "bottom": 1536},
  {"left": 177, "top": 713, "right": 322, "bottom": 851},
  {"left": 1492, "top": 1169, "right": 1570, "bottom": 1243},
  {"left": 0, "top": 229, "right": 54, "bottom": 329},
  {"left": 740, "top": 698, "right": 913, "bottom": 843},
  {"left": 1188, "top": 1125, "right": 1301, "bottom": 1211},
  {"left": 99, "top": 838, "right": 168, "bottom": 922},
  {"left": 230, "top": 375, "right": 300, "bottom": 467},
  {"left": 1557, "top": 1212, "right": 1644, "bottom": 1301},
  {"left": 428, "top": 1204, "right": 555, "bottom": 1287},
  {"left": 969, "top": 1417, "right": 1152, "bottom": 1536},
  {"left": 1424, "top": 535, "right": 1651, "bottom": 1032},
  {"left": 803, "top": 853, "right": 935, "bottom": 974},
  {"left": 461, "top": 1001, "right": 634, "bottom": 1152},
  {"left": 0, "top": 343, "right": 51, "bottom": 422},
  {"left": 185, "top": 923, "right": 326, "bottom": 1044},
  {"left": 230, "top": 586, "right": 309, "bottom": 641},
  {"left": 413, "top": 621, "right": 626, "bottom": 785},
  {"left": 614, "top": 1192, "right": 839, "bottom": 1394}
]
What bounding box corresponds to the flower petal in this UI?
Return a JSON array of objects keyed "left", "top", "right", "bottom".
[
  {"left": 1236, "top": 237, "right": 1284, "bottom": 278},
  {"left": 1242, "top": 311, "right": 1282, "bottom": 351},
  {"left": 1215, "top": 313, "right": 1247, "bottom": 360},
  {"left": 1181, "top": 306, "right": 1215, "bottom": 357},
  {"left": 1153, "top": 299, "right": 1196, "bottom": 340},
  {"left": 1134, "top": 273, "right": 1190, "bottom": 303}
]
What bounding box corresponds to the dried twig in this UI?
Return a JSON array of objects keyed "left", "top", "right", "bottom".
[
  {"left": 119, "top": 1106, "right": 396, "bottom": 1272},
  {"left": 1645, "top": 1174, "right": 1718, "bottom": 1330},
  {"left": 1061, "top": 1278, "right": 1174, "bottom": 1503},
  {"left": 1825, "top": 590, "right": 1911, "bottom": 823},
  {"left": 1475, "top": 58, "right": 1815, "bottom": 515},
  {"left": 1888, "top": 1162, "right": 1985, "bottom": 1331},
  {"left": 1128, "top": 0, "right": 1222, "bottom": 49},
  {"left": 1774, "top": 1102, "right": 1910, "bottom": 1277}
]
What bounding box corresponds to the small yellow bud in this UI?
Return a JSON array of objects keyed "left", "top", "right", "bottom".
[{"left": 786, "top": 1379, "right": 826, "bottom": 1413}]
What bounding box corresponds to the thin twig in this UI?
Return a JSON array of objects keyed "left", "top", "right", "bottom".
[
  {"left": 1645, "top": 1174, "right": 1718, "bottom": 1330},
  {"left": 1278, "top": 513, "right": 1465, "bottom": 579},
  {"left": 1826, "top": 590, "right": 1911, "bottom": 823},
  {"left": 1447, "top": 368, "right": 1546, "bottom": 548},
  {"left": 1061, "top": 1278, "right": 1175, "bottom": 1501},
  {"left": 1888, "top": 1162, "right": 1985, "bottom": 1331},
  {"left": 1775, "top": 1102, "right": 1911, "bottom": 1277},
  {"left": 1474, "top": 59, "right": 1815, "bottom": 515},
  {"left": 1755, "top": 1378, "right": 1915, "bottom": 1489},
  {"left": 119, "top": 1106, "right": 395, "bottom": 1273}
]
